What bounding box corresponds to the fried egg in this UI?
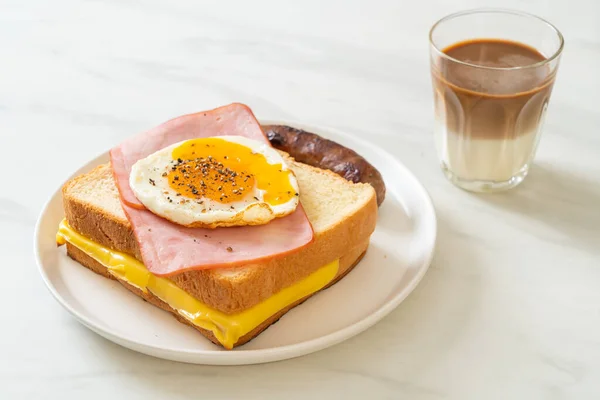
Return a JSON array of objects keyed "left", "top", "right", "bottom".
[{"left": 129, "top": 136, "right": 300, "bottom": 228}]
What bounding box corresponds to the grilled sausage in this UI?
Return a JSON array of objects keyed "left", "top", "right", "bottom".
[{"left": 262, "top": 125, "right": 386, "bottom": 206}]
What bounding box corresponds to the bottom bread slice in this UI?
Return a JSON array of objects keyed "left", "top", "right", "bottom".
[{"left": 65, "top": 240, "right": 369, "bottom": 349}]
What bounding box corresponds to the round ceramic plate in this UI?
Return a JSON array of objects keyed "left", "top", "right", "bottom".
[{"left": 34, "top": 121, "right": 436, "bottom": 365}]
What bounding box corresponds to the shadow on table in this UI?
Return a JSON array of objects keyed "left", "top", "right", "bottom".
[
  {"left": 84, "top": 209, "right": 482, "bottom": 398},
  {"left": 471, "top": 163, "right": 600, "bottom": 254}
]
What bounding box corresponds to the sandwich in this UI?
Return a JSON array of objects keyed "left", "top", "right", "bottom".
[{"left": 56, "top": 103, "right": 382, "bottom": 349}]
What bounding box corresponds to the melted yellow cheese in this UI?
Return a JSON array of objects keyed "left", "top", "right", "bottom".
[{"left": 56, "top": 220, "right": 338, "bottom": 349}]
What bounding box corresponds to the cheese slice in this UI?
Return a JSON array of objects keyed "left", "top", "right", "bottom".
[{"left": 56, "top": 219, "right": 338, "bottom": 349}]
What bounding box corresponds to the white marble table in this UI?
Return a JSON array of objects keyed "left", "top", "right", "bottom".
[{"left": 3, "top": 0, "right": 599, "bottom": 398}]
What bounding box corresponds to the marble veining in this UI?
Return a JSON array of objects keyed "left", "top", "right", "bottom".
[{"left": 2, "top": 0, "right": 600, "bottom": 399}]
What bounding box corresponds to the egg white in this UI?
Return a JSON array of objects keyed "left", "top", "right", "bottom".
[{"left": 129, "top": 136, "right": 299, "bottom": 228}]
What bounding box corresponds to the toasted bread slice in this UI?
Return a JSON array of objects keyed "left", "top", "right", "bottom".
[{"left": 62, "top": 156, "right": 378, "bottom": 314}]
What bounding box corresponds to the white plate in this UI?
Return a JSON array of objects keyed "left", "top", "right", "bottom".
[{"left": 34, "top": 121, "right": 436, "bottom": 365}]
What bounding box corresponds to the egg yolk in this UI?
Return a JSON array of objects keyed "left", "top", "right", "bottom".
[{"left": 168, "top": 138, "right": 296, "bottom": 205}]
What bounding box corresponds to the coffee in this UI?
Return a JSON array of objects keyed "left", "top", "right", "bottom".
[
  {"left": 429, "top": 10, "right": 563, "bottom": 191},
  {"left": 432, "top": 39, "right": 556, "bottom": 182}
]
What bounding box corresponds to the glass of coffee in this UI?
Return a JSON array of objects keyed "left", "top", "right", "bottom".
[{"left": 429, "top": 9, "right": 564, "bottom": 192}]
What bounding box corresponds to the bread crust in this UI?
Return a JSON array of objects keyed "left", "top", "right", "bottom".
[
  {"left": 62, "top": 162, "right": 377, "bottom": 314},
  {"left": 65, "top": 240, "right": 368, "bottom": 349}
]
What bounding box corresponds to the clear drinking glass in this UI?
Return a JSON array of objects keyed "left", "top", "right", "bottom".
[{"left": 429, "top": 9, "right": 564, "bottom": 192}]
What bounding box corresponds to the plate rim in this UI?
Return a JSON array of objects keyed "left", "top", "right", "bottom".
[{"left": 34, "top": 120, "right": 437, "bottom": 365}]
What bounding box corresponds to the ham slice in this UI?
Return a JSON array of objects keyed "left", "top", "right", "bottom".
[
  {"left": 124, "top": 202, "right": 313, "bottom": 275},
  {"left": 109, "top": 103, "right": 314, "bottom": 276}
]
